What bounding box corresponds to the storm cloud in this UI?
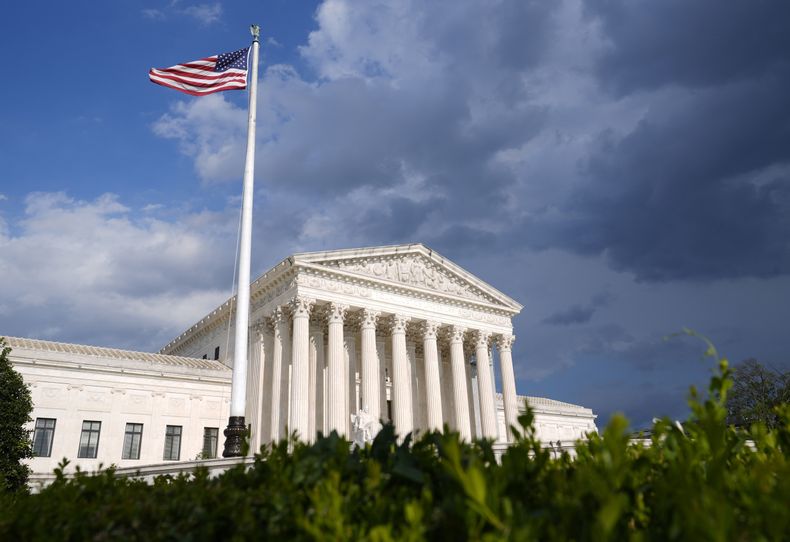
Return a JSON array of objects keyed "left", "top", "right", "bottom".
[{"left": 4, "top": 0, "right": 788, "bottom": 429}]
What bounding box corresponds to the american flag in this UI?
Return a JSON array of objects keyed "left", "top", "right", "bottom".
[{"left": 149, "top": 47, "right": 249, "bottom": 96}]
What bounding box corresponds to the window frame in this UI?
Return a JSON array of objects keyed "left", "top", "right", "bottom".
[
  {"left": 163, "top": 425, "right": 183, "bottom": 461},
  {"left": 77, "top": 420, "right": 102, "bottom": 459},
  {"left": 202, "top": 427, "right": 219, "bottom": 459},
  {"left": 32, "top": 418, "right": 57, "bottom": 458},
  {"left": 121, "top": 422, "right": 144, "bottom": 460}
]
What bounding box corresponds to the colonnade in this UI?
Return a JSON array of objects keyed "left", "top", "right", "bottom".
[{"left": 251, "top": 297, "right": 519, "bottom": 445}]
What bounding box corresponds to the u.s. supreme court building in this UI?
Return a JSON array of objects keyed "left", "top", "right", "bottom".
[{"left": 7, "top": 244, "right": 597, "bottom": 481}]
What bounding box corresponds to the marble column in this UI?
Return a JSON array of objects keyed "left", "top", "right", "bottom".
[
  {"left": 377, "top": 337, "right": 388, "bottom": 422},
  {"left": 326, "top": 303, "right": 348, "bottom": 435},
  {"left": 360, "top": 309, "right": 381, "bottom": 421},
  {"left": 260, "top": 324, "right": 274, "bottom": 443},
  {"left": 440, "top": 349, "right": 455, "bottom": 430},
  {"left": 421, "top": 321, "right": 443, "bottom": 431},
  {"left": 308, "top": 320, "right": 324, "bottom": 441},
  {"left": 449, "top": 326, "right": 472, "bottom": 440},
  {"left": 407, "top": 340, "right": 420, "bottom": 432},
  {"left": 345, "top": 332, "right": 358, "bottom": 435},
  {"left": 289, "top": 297, "right": 314, "bottom": 441},
  {"left": 474, "top": 330, "right": 498, "bottom": 439},
  {"left": 465, "top": 344, "right": 479, "bottom": 439},
  {"left": 390, "top": 314, "right": 413, "bottom": 437},
  {"left": 245, "top": 324, "right": 266, "bottom": 451},
  {"left": 496, "top": 334, "right": 518, "bottom": 442},
  {"left": 269, "top": 307, "right": 287, "bottom": 442}
]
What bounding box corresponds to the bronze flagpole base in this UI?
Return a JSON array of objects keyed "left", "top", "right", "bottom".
[{"left": 222, "top": 416, "right": 246, "bottom": 457}]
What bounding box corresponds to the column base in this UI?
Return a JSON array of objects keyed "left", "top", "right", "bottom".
[{"left": 222, "top": 416, "right": 247, "bottom": 457}]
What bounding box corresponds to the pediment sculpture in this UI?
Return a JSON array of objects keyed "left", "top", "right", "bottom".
[{"left": 324, "top": 256, "right": 492, "bottom": 303}]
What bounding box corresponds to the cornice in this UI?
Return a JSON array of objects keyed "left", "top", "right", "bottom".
[
  {"left": 12, "top": 356, "right": 232, "bottom": 385},
  {"left": 158, "top": 258, "right": 296, "bottom": 355},
  {"left": 295, "top": 263, "right": 518, "bottom": 317},
  {"left": 159, "top": 243, "right": 523, "bottom": 356},
  {"left": 293, "top": 243, "right": 523, "bottom": 312}
]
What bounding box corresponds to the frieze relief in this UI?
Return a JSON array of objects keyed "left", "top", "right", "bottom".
[
  {"left": 322, "top": 256, "right": 493, "bottom": 303},
  {"left": 250, "top": 277, "right": 298, "bottom": 313},
  {"left": 299, "top": 275, "right": 372, "bottom": 298}
]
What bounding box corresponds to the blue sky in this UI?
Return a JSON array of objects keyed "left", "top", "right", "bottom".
[{"left": 2, "top": 0, "right": 789, "bottom": 429}]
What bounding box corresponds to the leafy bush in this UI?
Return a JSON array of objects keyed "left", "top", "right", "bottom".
[
  {"left": 1, "top": 340, "right": 788, "bottom": 540},
  {"left": 0, "top": 337, "right": 33, "bottom": 493}
]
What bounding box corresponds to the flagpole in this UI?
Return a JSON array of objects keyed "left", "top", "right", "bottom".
[{"left": 223, "top": 24, "right": 260, "bottom": 458}]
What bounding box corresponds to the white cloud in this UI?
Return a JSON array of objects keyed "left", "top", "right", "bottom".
[
  {"left": 181, "top": 3, "right": 222, "bottom": 26},
  {"left": 141, "top": 3, "right": 222, "bottom": 25},
  {"left": 0, "top": 192, "right": 238, "bottom": 351},
  {"left": 141, "top": 8, "right": 166, "bottom": 21}
]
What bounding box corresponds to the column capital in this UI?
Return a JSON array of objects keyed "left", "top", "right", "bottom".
[
  {"left": 448, "top": 325, "right": 466, "bottom": 344},
  {"left": 324, "top": 302, "right": 349, "bottom": 324},
  {"left": 495, "top": 334, "right": 516, "bottom": 351},
  {"left": 269, "top": 305, "right": 288, "bottom": 326},
  {"left": 359, "top": 308, "right": 380, "bottom": 329},
  {"left": 289, "top": 296, "right": 315, "bottom": 318},
  {"left": 472, "top": 330, "right": 491, "bottom": 348},
  {"left": 388, "top": 314, "right": 410, "bottom": 334},
  {"left": 252, "top": 320, "right": 271, "bottom": 335},
  {"left": 419, "top": 320, "right": 440, "bottom": 340}
]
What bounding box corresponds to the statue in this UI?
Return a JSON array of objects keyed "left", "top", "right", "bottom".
[{"left": 350, "top": 406, "right": 382, "bottom": 448}]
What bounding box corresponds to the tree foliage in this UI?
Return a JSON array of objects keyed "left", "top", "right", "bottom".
[
  {"left": 0, "top": 337, "right": 34, "bottom": 493},
  {"left": 726, "top": 358, "right": 789, "bottom": 429},
  {"left": 1, "top": 340, "right": 788, "bottom": 540}
]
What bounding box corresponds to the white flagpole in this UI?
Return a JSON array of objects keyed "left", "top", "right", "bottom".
[{"left": 223, "top": 24, "right": 260, "bottom": 457}]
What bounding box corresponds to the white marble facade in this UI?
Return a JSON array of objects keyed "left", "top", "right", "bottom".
[
  {"left": 8, "top": 337, "right": 231, "bottom": 479},
  {"left": 161, "top": 244, "right": 595, "bottom": 449},
  {"left": 7, "top": 244, "right": 597, "bottom": 479}
]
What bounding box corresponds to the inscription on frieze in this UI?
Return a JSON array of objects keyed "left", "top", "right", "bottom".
[{"left": 323, "top": 256, "right": 493, "bottom": 303}]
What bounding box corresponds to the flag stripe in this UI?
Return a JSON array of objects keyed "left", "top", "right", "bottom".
[
  {"left": 149, "top": 70, "right": 247, "bottom": 88},
  {"left": 149, "top": 48, "right": 249, "bottom": 96},
  {"left": 149, "top": 74, "right": 247, "bottom": 96},
  {"left": 173, "top": 60, "right": 219, "bottom": 71},
  {"left": 150, "top": 66, "right": 246, "bottom": 81}
]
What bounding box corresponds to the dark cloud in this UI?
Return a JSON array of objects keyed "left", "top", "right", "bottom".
[
  {"left": 543, "top": 290, "right": 614, "bottom": 326},
  {"left": 526, "top": 72, "right": 790, "bottom": 281},
  {"left": 543, "top": 304, "right": 596, "bottom": 326},
  {"left": 586, "top": 0, "right": 790, "bottom": 94},
  {"left": 143, "top": 0, "right": 790, "bottom": 427}
]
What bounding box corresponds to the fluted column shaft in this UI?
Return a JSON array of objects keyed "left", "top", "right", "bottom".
[
  {"left": 289, "top": 297, "right": 314, "bottom": 440},
  {"left": 269, "top": 308, "right": 287, "bottom": 442},
  {"left": 421, "top": 321, "right": 443, "bottom": 431},
  {"left": 245, "top": 325, "right": 266, "bottom": 451},
  {"left": 390, "top": 315, "right": 413, "bottom": 437},
  {"left": 360, "top": 309, "right": 381, "bottom": 421},
  {"left": 497, "top": 334, "right": 518, "bottom": 442},
  {"left": 474, "top": 331, "right": 498, "bottom": 439},
  {"left": 326, "top": 303, "right": 348, "bottom": 435},
  {"left": 449, "top": 327, "right": 472, "bottom": 440},
  {"left": 309, "top": 324, "right": 324, "bottom": 440}
]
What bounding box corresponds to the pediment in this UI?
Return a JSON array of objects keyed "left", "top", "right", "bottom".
[{"left": 293, "top": 244, "right": 522, "bottom": 312}]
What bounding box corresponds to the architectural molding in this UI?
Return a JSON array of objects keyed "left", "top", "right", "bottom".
[
  {"left": 324, "top": 302, "right": 349, "bottom": 324},
  {"left": 495, "top": 334, "right": 516, "bottom": 351}
]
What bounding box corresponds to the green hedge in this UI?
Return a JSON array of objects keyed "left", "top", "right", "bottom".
[{"left": 1, "top": 343, "right": 788, "bottom": 541}]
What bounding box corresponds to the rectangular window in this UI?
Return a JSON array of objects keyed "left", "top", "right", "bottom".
[
  {"left": 77, "top": 420, "right": 101, "bottom": 458},
  {"left": 214, "top": 346, "right": 220, "bottom": 360},
  {"left": 121, "top": 423, "right": 143, "bottom": 460},
  {"left": 32, "top": 418, "right": 56, "bottom": 457},
  {"left": 163, "top": 425, "right": 182, "bottom": 461},
  {"left": 202, "top": 427, "right": 219, "bottom": 459}
]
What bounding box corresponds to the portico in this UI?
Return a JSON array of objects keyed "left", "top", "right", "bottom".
[{"left": 161, "top": 244, "right": 524, "bottom": 446}]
